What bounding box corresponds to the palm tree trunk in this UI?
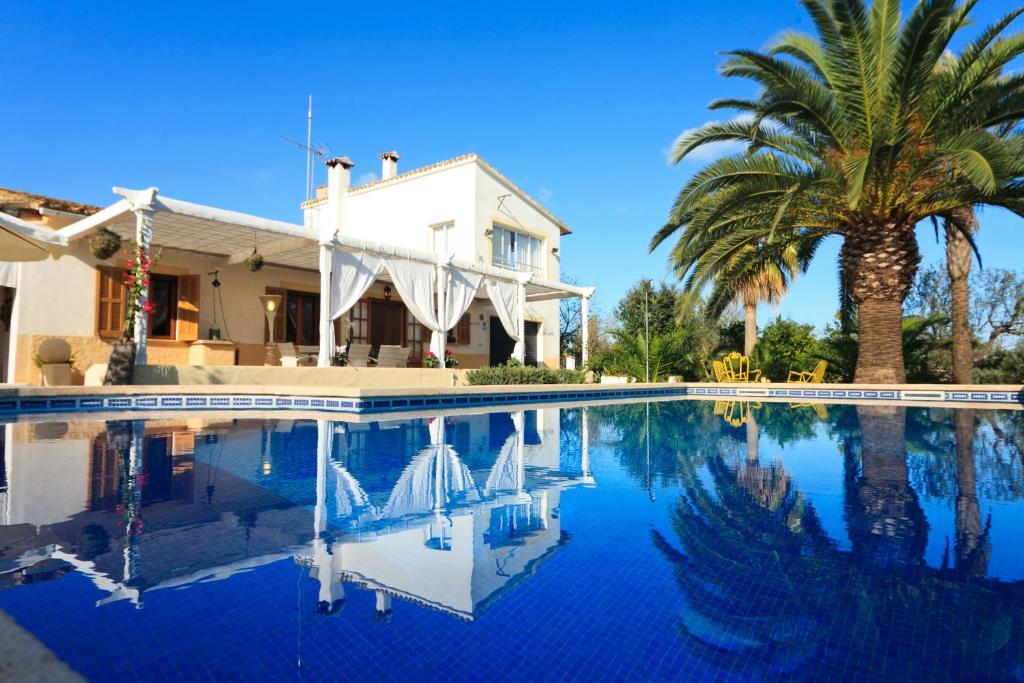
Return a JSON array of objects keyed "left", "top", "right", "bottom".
[
  {"left": 745, "top": 413, "right": 759, "bottom": 463},
  {"left": 849, "top": 405, "right": 927, "bottom": 567},
  {"left": 743, "top": 299, "right": 757, "bottom": 356},
  {"left": 841, "top": 224, "right": 921, "bottom": 384},
  {"left": 945, "top": 208, "right": 978, "bottom": 385},
  {"left": 954, "top": 409, "right": 988, "bottom": 576}
]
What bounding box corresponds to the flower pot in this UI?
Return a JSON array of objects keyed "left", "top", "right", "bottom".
[{"left": 104, "top": 340, "right": 137, "bottom": 385}]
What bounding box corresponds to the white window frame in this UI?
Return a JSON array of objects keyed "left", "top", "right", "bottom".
[
  {"left": 492, "top": 224, "right": 544, "bottom": 275},
  {"left": 430, "top": 221, "right": 455, "bottom": 256}
]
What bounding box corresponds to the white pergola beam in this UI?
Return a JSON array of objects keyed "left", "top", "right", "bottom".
[
  {"left": 56, "top": 199, "right": 130, "bottom": 239},
  {"left": 525, "top": 291, "right": 575, "bottom": 303}
]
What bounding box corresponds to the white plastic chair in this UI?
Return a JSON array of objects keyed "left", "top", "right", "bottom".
[
  {"left": 375, "top": 345, "right": 409, "bottom": 368},
  {"left": 347, "top": 343, "right": 373, "bottom": 368}
]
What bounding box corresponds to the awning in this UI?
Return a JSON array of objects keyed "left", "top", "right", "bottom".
[{"left": 0, "top": 211, "right": 68, "bottom": 262}]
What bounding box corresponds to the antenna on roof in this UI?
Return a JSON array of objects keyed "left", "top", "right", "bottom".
[{"left": 280, "top": 95, "right": 331, "bottom": 201}]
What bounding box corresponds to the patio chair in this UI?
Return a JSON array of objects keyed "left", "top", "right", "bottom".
[
  {"left": 722, "top": 352, "right": 761, "bottom": 383},
  {"left": 276, "top": 343, "right": 299, "bottom": 368},
  {"left": 375, "top": 345, "right": 409, "bottom": 368},
  {"left": 712, "top": 360, "right": 733, "bottom": 383},
  {"left": 297, "top": 345, "right": 319, "bottom": 367},
  {"left": 787, "top": 360, "right": 828, "bottom": 384},
  {"left": 347, "top": 343, "right": 373, "bottom": 368}
]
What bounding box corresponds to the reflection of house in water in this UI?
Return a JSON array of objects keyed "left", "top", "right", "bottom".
[{"left": 0, "top": 408, "right": 593, "bottom": 621}]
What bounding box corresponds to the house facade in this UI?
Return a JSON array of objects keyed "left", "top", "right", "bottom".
[{"left": 2, "top": 152, "right": 592, "bottom": 385}]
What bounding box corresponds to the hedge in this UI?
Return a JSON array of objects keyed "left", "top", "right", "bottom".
[{"left": 466, "top": 363, "right": 585, "bottom": 385}]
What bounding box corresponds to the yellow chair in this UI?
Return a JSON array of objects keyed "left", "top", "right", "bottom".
[
  {"left": 787, "top": 360, "right": 828, "bottom": 384},
  {"left": 712, "top": 360, "right": 733, "bottom": 383},
  {"left": 723, "top": 352, "right": 762, "bottom": 383}
]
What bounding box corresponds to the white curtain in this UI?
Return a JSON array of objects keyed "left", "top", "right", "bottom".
[
  {"left": 382, "top": 256, "right": 442, "bottom": 334},
  {"left": 327, "top": 249, "right": 383, "bottom": 355},
  {"left": 0, "top": 262, "right": 19, "bottom": 288},
  {"left": 434, "top": 268, "right": 483, "bottom": 355},
  {"left": 486, "top": 278, "right": 522, "bottom": 357}
]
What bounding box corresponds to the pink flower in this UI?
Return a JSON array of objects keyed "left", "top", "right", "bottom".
[{"left": 141, "top": 301, "right": 156, "bottom": 314}]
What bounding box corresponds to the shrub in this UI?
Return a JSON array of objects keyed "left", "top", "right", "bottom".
[{"left": 467, "top": 361, "right": 585, "bottom": 385}]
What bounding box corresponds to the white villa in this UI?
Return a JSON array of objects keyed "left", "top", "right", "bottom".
[{"left": 0, "top": 152, "right": 593, "bottom": 385}]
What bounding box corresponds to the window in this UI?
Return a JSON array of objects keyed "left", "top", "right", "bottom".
[
  {"left": 492, "top": 225, "right": 543, "bottom": 274},
  {"left": 285, "top": 290, "right": 320, "bottom": 345},
  {"left": 447, "top": 312, "right": 471, "bottom": 345},
  {"left": 430, "top": 222, "right": 455, "bottom": 256},
  {"left": 96, "top": 268, "right": 198, "bottom": 341},
  {"left": 407, "top": 316, "right": 426, "bottom": 365},
  {"left": 350, "top": 300, "right": 370, "bottom": 344},
  {"left": 148, "top": 274, "right": 178, "bottom": 339}
]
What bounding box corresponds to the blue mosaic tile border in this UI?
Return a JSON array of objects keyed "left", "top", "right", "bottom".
[
  {"left": 1, "top": 385, "right": 1020, "bottom": 418},
  {"left": 0, "top": 386, "right": 689, "bottom": 418}
]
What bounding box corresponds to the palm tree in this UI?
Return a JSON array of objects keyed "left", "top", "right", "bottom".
[
  {"left": 702, "top": 237, "right": 802, "bottom": 356},
  {"left": 652, "top": 0, "right": 1024, "bottom": 384},
  {"left": 934, "top": 36, "right": 1024, "bottom": 383}
]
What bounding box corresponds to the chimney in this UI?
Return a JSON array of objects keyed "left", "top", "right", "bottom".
[
  {"left": 324, "top": 156, "right": 354, "bottom": 238},
  {"left": 380, "top": 151, "right": 400, "bottom": 180}
]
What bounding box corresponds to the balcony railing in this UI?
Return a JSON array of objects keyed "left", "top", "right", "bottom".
[{"left": 492, "top": 255, "right": 544, "bottom": 276}]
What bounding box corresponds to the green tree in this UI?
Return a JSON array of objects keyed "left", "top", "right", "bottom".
[
  {"left": 615, "top": 279, "right": 680, "bottom": 339},
  {"left": 750, "top": 317, "right": 825, "bottom": 382},
  {"left": 652, "top": 0, "right": 1024, "bottom": 384}
]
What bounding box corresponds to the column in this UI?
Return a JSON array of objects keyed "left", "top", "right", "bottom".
[
  {"left": 133, "top": 209, "right": 154, "bottom": 365},
  {"left": 581, "top": 294, "right": 590, "bottom": 368},
  {"left": 515, "top": 282, "right": 526, "bottom": 364},
  {"left": 5, "top": 265, "right": 21, "bottom": 382},
  {"left": 435, "top": 263, "right": 447, "bottom": 368},
  {"left": 318, "top": 243, "right": 333, "bottom": 367}
]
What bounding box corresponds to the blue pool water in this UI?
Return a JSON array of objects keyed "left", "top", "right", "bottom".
[{"left": 1, "top": 400, "right": 1023, "bottom": 681}]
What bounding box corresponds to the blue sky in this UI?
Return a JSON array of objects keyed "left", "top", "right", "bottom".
[{"left": 3, "top": 0, "right": 1022, "bottom": 329}]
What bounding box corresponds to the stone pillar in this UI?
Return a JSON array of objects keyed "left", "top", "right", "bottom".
[
  {"left": 435, "top": 264, "right": 447, "bottom": 368},
  {"left": 581, "top": 295, "right": 590, "bottom": 367},
  {"left": 515, "top": 282, "right": 526, "bottom": 364},
  {"left": 318, "top": 243, "right": 333, "bottom": 367},
  {"left": 133, "top": 209, "right": 154, "bottom": 365}
]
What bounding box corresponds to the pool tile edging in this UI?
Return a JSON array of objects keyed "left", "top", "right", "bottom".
[
  {"left": 0, "top": 386, "right": 691, "bottom": 417},
  {"left": 1, "top": 384, "right": 1021, "bottom": 418}
]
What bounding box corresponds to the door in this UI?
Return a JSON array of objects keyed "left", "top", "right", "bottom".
[
  {"left": 370, "top": 300, "right": 404, "bottom": 356},
  {"left": 524, "top": 321, "right": 540, "bottom": 366},
  {"left": 489, "top": 316, "right": 516, "bottom": 366}
]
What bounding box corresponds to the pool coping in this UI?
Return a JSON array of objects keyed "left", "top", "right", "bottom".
[{"left": 0, "top": 381, "right": 1021, "bottom": 419}]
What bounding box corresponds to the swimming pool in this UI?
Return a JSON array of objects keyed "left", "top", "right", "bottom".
[{"left": 1, "top": 400, "right": 1022, "bottom": 681}]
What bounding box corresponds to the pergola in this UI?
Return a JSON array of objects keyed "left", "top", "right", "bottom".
[{"left": 58, "top": 187, "right": 594, "bottom": 367}]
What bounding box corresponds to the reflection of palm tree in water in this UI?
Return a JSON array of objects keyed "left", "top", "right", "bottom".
[
  {"left": 653, "top": 405, "right": 1024, "bottom": 680},
  {"left": 847, "top": 406, "right": 928, "bottom": 569},
  {"left": 735, "top": 414, "right": 789, "bottom": 511},
  {"left": 952, "top": 409, "right": 991, "bottom": 578}
]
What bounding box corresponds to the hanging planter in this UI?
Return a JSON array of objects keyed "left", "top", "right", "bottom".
[
  {"left": 246, "top": 249, "right": 264, "bottom": 272},
  {"left": 90, "top": 227, "right": 122, "bottom": 260}
]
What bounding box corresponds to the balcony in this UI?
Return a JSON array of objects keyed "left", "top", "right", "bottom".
[{"left": 492, "top": 255, "right": 544, "bottom": 276}]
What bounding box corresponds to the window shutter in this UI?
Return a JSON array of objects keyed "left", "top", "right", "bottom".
[
  {"left": 265, "top": 286, "right": 287, "bottom": 342},
  {"left": 96, "top": 268, "right": 126, "bottom": 338},
  {"left": 177, "top": 274, "right": 200, "bottom": 341},
  {"left": 457, "top": 313, "right": 471, "bottom": 345}
]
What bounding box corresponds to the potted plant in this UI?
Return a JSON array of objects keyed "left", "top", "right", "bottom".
[
  {"left": 246, "top": 249, "right": 264, "bottom": 272},
  {"left": 424, "top": 349, "right": 458, "bottom": 368},
  {"left": 332, "top": 349, "right": 349, "bottom": 367},
  {"left": 89, "top": 227, "right": 122, "bottom": 260},
  {"left": 103, "top": 245, "right": 160, "bottom": 385}
]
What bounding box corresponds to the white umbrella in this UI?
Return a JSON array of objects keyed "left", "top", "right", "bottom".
[{"left": 0, "top": 212, "right": 67, "bottom": 262}]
